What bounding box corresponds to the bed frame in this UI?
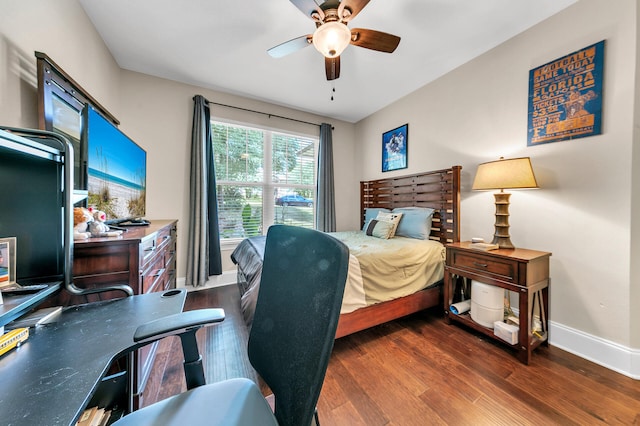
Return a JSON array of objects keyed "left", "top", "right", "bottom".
[{"left": 334, "top": 165, "right": 461, "bottom": 338}]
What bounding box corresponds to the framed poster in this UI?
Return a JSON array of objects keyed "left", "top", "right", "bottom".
[
  {"left": 527, "top": 40, "right": 605, "bottom": 146},
  {"left": 382, "top": 123, "right": 408, "bottom": 172},
  {"left": 0, "top": 237, "right": 16, "bottom": 287}
]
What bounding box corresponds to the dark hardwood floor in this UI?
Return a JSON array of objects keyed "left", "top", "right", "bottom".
[{"left": 144, "top": 285, "right": 640, "bottom": 425}]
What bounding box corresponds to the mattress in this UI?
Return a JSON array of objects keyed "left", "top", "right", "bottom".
[{"left": 231, "top": 231, "right": 445, "bottom": 328}]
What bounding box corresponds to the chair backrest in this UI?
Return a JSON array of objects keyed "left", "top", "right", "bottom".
[{"left": 247, "top": 225, "right": 349, "bottom": 426}]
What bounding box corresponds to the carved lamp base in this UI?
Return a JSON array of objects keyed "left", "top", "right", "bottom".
[{"left": 491, "top": 192, "right": 515, "bottom": 249}]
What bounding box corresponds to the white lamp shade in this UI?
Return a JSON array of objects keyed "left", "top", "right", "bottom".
[
  {"left": 472, "top": 157, "right": 538, "bottom": 191},
  {"left": 312, "top": 22, "right": 352, "bottom": 58}
]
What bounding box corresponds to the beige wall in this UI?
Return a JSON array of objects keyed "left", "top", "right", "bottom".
[
  {"left": 117, "top": 71, "right": 357, "bottom": 274},
  {"left": 2, "top": 0, "right": 639, "bottom": 376},
  {"left": 631, "top": 1, "right": 640, "bottom": 350},
  {"left": 0, "top": 0, "right": 122, "bottom": 127},
  {"left": 0, "top": 0, "right": 357, "bottom": 283},
  {"left": 356, "top": 0, "right": 638, "bottom": 353}
]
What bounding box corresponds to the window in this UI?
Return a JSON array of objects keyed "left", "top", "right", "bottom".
[{"left": 212, "top": 121, "right": 317, "bottom": 241}]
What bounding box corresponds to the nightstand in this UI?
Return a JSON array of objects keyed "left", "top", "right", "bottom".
[{"left": 444, "top": 242, "right": 551, "bottom": 364}]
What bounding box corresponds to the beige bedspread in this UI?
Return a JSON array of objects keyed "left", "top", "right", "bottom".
[{"left": 329, "top": 231, "right": 446, "bottom": 314}]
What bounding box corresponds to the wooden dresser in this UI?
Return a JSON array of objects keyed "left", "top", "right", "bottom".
[
  {"left": 59, "top": 220, "right": 178, "bottom": 410},
  {"left": 70, "top": 220, "right": 178, "bottom": 302}
]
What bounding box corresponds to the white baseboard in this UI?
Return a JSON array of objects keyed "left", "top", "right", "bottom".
[
  {"left": 510, "top": 306, "right": 639, "bottom": 379},
  {"left": 176, "top": 270, "right": 237, "bottom": 292},
  {"left": 549, "top": 320, "right": 640, "bottom": 380}
]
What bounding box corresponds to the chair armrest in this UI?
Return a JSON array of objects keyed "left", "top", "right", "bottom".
[
  {"left": 133, "top": 308, "right": 225, "bottom": 344},
  {"left": 132, "top": 308, "right": 225, "bottom": 390}
]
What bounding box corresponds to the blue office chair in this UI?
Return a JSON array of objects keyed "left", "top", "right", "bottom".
[{"left": 114, "top": 225, "right": 349, "bottom": 426}]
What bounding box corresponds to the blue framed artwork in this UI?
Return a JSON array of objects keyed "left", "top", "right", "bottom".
[
  {"left": 382, "top": 123, "right": 408, "bottom": 172},
  {"left": 527, "top": 40, "right": 605, "bottom": 146}
]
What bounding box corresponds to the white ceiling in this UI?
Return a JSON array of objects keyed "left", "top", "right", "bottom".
[{"left": 79, "top": 0, "right": 576, "bottom": 123}]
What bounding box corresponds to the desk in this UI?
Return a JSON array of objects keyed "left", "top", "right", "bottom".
[{"left": 0, "top": 289, "right": 186, "bottom": 425}]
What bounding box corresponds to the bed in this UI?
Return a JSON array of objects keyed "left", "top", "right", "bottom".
[{"left": 231, "top": 165, "right": 461, "bottom": 338}]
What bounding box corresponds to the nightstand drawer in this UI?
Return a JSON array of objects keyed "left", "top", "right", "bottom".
[{"left": 450, "top": 250, "right": 516, "bottom": 282}]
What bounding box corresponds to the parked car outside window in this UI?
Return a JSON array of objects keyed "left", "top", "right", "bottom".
[{"left": 275, "top": 194, "right": 313, "bottom": 207}]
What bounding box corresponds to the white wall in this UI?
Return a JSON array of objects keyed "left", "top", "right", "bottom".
[
  {"left": 2, "top": 0, "right": 638, "bottom": 377},
  {"left": 117, "top": 70, "right": 357, "bottom": 276},
  {"left": 0, "top": 0, "right": 122, "bottom": 127},
  {"left": 0, "top": 0, "right": 359, "bottom": 281},
  {"left": 630, "top": 0, "right": 640, "bottom": 352},
  {"left": 355, "top": 0, "right": 639, "bottom": 376},
  {"left": 0, "top": 0, "right": 357, "bottom": 284}
]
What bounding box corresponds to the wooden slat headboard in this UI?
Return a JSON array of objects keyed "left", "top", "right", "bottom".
[{"left": 360, "top": 165, "right": 461, "bottom": 244}]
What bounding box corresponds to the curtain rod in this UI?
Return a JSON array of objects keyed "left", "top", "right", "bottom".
[{"left": 201, "top": 98, "right": 332, "bottom": 129}]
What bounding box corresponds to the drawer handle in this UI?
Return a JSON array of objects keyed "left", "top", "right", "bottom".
[
  {"left": 162, "top": 235, "right": 171, "bottom": 241},
  {"left": 150, "top": 268, "right": 165, "bottom": 278},
  {"left": 144, "top": 246, "right": 156, "bottom": 253},
  {"left": 473, "top": 261, "right": 488, "bottom": 268}
]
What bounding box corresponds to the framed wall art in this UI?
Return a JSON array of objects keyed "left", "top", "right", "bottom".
[
  {"left": 527, "top": 40, "right": 605, "bottom": 146},
  {"left": 382, "top": 123, "right": 408, "bottom": 172},
  {"left": 0, "top": 237, "right": 16, "bottom": 287}
]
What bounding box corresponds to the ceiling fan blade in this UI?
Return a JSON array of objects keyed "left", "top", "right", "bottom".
[
  {"left": 289, "top": 0, "right": 322, "bottom": 18},
  {"left": 267, "top": 35, "right": 312, "bottom": 58},
  {"left": 338, "top": 0, "right": 370, "bottom": 21},
  {"left": 350, "top": 28, "right": 401, "bottom": 53},
  {"left": 325, "top": 56, "right": 340, "bottom": 81}
]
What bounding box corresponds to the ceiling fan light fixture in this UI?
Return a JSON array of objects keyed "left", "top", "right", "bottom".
[{"left": 312, "top": 21, "right": 351, "bottom": 58}]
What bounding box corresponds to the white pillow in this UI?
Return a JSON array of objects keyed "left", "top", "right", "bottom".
[
  {"left": 375, "top": 211, "right": 403, "bottom": 238},
  {"left": 363, "top": 219, "right": 395, "bottom": 239}
]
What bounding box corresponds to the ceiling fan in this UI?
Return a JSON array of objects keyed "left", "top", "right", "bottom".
[{"left": 267, "top": 0, "right": 401, "bottom": 81}]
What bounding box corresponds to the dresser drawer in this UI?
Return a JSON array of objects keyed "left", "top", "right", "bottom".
[
  {"left": 155, "top": 225, "right": 174, "bottom": 251},
  {"left": 73, "top": 246, "right": 131, "bottom": 276},
  {"left": 450, "top": 250, "right": 517, "bottom": 282},
  {"left": 142, "top": 253, "right": 166, "bottom": 294},
  {"left": 140, "top": 235, "right": 157, "bottom": 266}
]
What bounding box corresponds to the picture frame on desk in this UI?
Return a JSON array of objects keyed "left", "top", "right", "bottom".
[{"left": 0, "top": 237, "right": 16, "bottom": 288}]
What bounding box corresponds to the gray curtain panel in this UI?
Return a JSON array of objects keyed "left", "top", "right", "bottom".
[
  {"left": 187, "top": 95, "right": 222, "bottom": 288},
  {"left": 315, "top": 123, "right": 336, "bottom": 232}
]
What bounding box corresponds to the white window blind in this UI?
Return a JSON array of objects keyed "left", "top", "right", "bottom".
[{"left": 212, "top": 121, "right": 317, "bottom": 240}]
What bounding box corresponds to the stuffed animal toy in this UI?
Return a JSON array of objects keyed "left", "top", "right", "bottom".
[
  {"left": 73, "top": 207, "right": 93, "bottom": 240},
  {"left": 89, "top": 209, "right": 123, "bottom": 238}
]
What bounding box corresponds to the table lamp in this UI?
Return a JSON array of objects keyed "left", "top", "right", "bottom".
[{"left": 472, "top": 157, "right": 538, "bottom": 249}]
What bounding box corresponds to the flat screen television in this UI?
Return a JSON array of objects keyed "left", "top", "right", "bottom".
[{"left": 82, "top": 106, "right": 147, "bottom": 224}]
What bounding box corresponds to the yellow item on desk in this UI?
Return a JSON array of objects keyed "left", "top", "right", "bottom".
[{"left": 0, "top": 328, "right": 29, "bottom": 357}]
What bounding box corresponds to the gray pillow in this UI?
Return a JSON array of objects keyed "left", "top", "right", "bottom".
[
  {"left": 362, "top": 208, "right": 391, "bottom": 231},
  {"left": 392, "top": 207, "right": 435, "bottom": 239}
]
